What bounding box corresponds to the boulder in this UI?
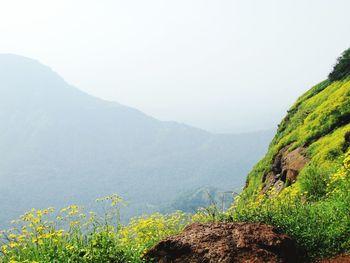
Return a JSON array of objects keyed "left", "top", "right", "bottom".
[{"left": 145, "top": 222, "right": 306, "bottom": 263}]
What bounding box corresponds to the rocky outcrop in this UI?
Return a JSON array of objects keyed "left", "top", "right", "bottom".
[
  {"left": 262, "top": 146, "right": 308, "bottom": 194},
  {"left": 144, "top": 222, "right": 306, "bottom": 263}
]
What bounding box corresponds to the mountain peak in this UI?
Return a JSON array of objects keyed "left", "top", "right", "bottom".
[
  {"left": 0, "top": 54, "right": 72, "bottom": 107},
  {"left": 0, "top": 54, "right": 66, "bottom": 90},
  {"left": 0, "top": 54, "right": 123, "bottom": 110}
]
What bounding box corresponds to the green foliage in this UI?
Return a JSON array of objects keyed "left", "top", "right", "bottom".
[
  {"left": 298, "top": 164, "right": 332, "bottom": 201},
  {"left": 243, "top": 78, "right": 350, "bottom": 204},
  {"left": 0, "top": 195, "right": 190, "bottom": 263},
  {"left": 232, "top": 151, "right": 350, "bottom": 259},
  {"left": 329, "top": 48, "right": 350, "bottom": 81},
  {"left": 118, "top": 212, "right": 189, "bottom": 262},
  {"left": 232, "top": 155, "right": 350, "bottom": 258},
  {"left": 237, "top": 64, "right": 350, "bottom": 260},
  {"left": 232, "top": 194, "right": 350, "bottom": 259}
]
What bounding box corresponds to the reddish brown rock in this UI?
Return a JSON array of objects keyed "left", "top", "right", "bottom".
[
  {"left": 144, "top": 222, "right": 306, "bottom": 263},
  {"left": 318, "top": 255, "right": 350, "bottom": 263}
]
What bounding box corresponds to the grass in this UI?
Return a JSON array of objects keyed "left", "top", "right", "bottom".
[
  {"left": 230, "top": 151, "right": 350, "bottom": 259},
  {"left": 232, "top": 76, "right": 350, "bottom": 260},
  {"left": 0, "top": 195, "right": 191, "bottom": 263},
  {"left": 242, "top": 77, "right": 350, "bottom": 205}
]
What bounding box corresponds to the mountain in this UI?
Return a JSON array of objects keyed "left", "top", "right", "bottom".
[{"left": 0, "top": 54, "right": 273, "bottom": 226}]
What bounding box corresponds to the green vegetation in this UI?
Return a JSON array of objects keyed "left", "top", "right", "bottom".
[
  {"left": 0, "top": 195, "right": 191, "bottom": 263},
  {"left": 329, "top": 48, "right": 350, "bottom": 81},
  {"left": 231, "top": 152, "right": 350, "bottom": 259},
  {"left": 0, "top": 194, "right": 229, "bottom": 263},
  {"left": 233, "top": 61, "right": 350, "bottom": 259},
  {"left": 241, "top": 77, "right": 350, "bottom": 204},
  {"left": 297, "top": 164, "right": 331, "bottom": 201}
]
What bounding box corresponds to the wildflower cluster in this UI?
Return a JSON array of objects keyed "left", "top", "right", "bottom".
[
  {"left": 0, "top": 195, "right": 191, "bottom": 263},
  {"left": 327, "top": 152, "right": 350, "bottom": 193},
  {"left": 0, "top": 205, "right": 99, "bottom": 262},
  {"left": 119, "top": 211, "right": 189, "bottom": 261}
]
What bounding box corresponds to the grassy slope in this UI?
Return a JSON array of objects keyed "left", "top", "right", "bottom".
[
  {"left": 241, "top": 77, "right": 350, "bottom": 203},
  {"left": 234, "top": 77, "right": 350, "bottom": 259}
]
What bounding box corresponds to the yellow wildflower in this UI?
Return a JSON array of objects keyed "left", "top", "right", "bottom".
[{"left": 9, "top": 242, "right": 18, "bottom": 248}]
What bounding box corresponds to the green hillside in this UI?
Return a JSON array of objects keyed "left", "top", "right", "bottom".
[
  {"left": 242, "top": 77, "right": 350, "bottom": 202},
  {"left": 234, "top": 48, "right": 350, "bottom": 259}
]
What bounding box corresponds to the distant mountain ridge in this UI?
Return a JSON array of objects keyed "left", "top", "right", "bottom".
[{"left": 0, "top": 54, "right": 273, "bottom": 226}]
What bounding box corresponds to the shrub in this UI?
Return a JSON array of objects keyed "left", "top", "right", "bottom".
[
  {"left": 329, "top": 48, "right": 350, "bottom": 81},
  {"left": 298, "top": 164, "right": 332, "bottom": 201}
]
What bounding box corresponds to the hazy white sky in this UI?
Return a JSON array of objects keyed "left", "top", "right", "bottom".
[{"left": 0, "top": 0, "right": 349, "bottom": 133}]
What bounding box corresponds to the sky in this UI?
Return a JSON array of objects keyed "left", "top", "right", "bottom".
[{"left": 0, "top": 0, "right": 349, "bottom": 133}]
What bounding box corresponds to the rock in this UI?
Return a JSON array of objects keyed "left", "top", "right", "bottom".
[
  {"left": 144, "top": 222, "right": 306, "bottom": 263},
  {"left": 318, "top": 254, "right": 350, "bottom": 263},
  {"left": 262, "top": 146, "right": 308, "bottom": 194}
]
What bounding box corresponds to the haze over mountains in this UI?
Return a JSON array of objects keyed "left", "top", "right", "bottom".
[{"left": 0, "top": 54, "right": 273, "bottom": 226}]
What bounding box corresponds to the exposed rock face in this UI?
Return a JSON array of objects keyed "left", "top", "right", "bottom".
[
  {"left": 262, "top": 146, "right": 308, "bottom": 194},
  {"left": 144, "top": 223, "right": 305, "bottom": 263}
]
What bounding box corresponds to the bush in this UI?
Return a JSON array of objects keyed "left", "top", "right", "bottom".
[
  {"left": 329, "top": 48, "right": 350, "bottom": 81},
  {"left": 298, "top": 164, "right": 332, "bottom": 201}
]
